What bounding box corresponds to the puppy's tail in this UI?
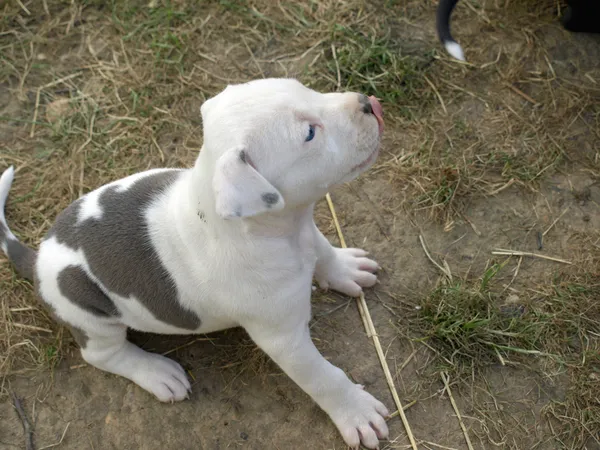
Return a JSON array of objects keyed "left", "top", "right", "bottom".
[
  {"left": 436, "top": 0, "right": 465, "bottom": 61},
  {"left": 0, "top": 167, "right": 36, "bottom": 281}
]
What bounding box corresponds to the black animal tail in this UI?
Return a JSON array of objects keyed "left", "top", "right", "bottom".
[
  {"left": 436, "top": 0, "right": 465, "bottom": 61},
  {"left": 0, "top": 167, "right": 37, "bottom": 281}
]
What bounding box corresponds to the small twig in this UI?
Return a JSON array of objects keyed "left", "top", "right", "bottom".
[
  {"left": 494, "top": 346, "right": 506, "bottom": 366},
  {"left": 16, "top": 0, "right": 31, "bottom": 15},
  {"left": 331, "top": 44, "right": 341, "bottom": 91},
  {"left": 424, "top": 75, "right": 447, "bottom": 115},
  {"left": 11, "top": 323, "right": 53, "bottom": 333},
  {"left": 441, "top": 372, "right": 474, "bottom": 450},
  {"left": 326, "top": 194, "right": 369, "bottom": 334},
  {"left": 151, "top": 135, "right": 165, "bottom": 163},
  {"left": 10, "top": 306, "right": 35, "bottom": 312},
  {"left": 502, "top": 256, "right": 522, "bottom": 293},
  {"left": 11, "top": 392, "right": 35, "bottom": 450},
  {"left": 325, "top": 193, "right": 347, "bottom": 247},
  {"left": 69, "top": 364, "right": 87, "bottom": 370},
  {"left": 30, "top": 72, "right": 82, "bottom": 137},
  {"left": 240, "top": 35, "right": 265, "bottom": 79},
  {"left": 419, "top": 235, "right": 452, "bottom": 282},
  {"left": 387, "top": 399, "right": 417, "bottom": 419},
  {"left": 482, "top": 342, "right": 556, "bottom": 357},
  {"left": 161, "top": 337, "right": 213, "bottom": 356},
  {"left": 506, "top": 83, "right": 539, "bottom": 105},
  {"left": 193, "top": 64, "right": 243, "bottom": 83},
  {"left": 312, "top": 300, "right": 352, "bottom": 325},
  {"left": 487, "top": 178, "right": 515, "bottom": 196},
  {"left": 491, "top": 249, "right": 572, "bottom": 265},
  {"left": 78, "top": 151, "right": 87, "bottom": 199},
  {"left": 398, "top": 349, "right": 417, "bottom": 373},
  {"left": 76, "top": 111, "right": 94, "bottom": 196},
  {"left": 325, "top": 193, "right": 419, "bottom": 450},
  {"left": 479, "top": 47, "right": 502, "bottom": 69},
  {"left": 461, "top": 213, "right": 481, "bottom": 236},
  {"left": 418, "top": 441, "right": 459, "bottom": 450},
  {"left": 543, "top": 206, "right": 570, "bottom": 237},
  {"left": 30, "top": 90, "right": 42, "bottom": 138},
  {"left": 323, "top": 300, "right": 353, "bottom": 316},
  {"left": 38, "top": 423, "right": 70, "bottom": 450},
  {"left": 462, "top": 0, "right": 491, "bottom": 24}
]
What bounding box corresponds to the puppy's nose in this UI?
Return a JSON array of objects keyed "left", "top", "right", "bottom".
[
  {"left": 358, "top": 94, "right": 373, "bottom": 115},
  {"left": 358, "top": 94, "right": 384, "bottom": 133}
]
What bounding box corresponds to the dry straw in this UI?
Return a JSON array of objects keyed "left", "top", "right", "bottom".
[
  {"left": 325, "top": 193, "right": 418, "bottom": 450},
  {"left": 491, "top": 248, "right": 573, "bottom": 265},
  {"left": 441, "top": 372, "right": 474, "bottom": 450}
]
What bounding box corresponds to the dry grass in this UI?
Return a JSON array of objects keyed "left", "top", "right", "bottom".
[
  {"left": 390, "top": 272, "right": 600, "bottom": 449},
  {"left": 1, "top": 0, "right": 599, "bottom": 448},
  {"left": 413, "top": 271, "right": 599, "bottom": 374}
]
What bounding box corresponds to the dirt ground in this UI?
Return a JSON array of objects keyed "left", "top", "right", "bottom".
[{"left": 1, "top": 1, "right": 599, "bottom": 449}]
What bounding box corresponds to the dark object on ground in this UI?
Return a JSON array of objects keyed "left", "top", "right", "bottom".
[
  {"left": 436, "top": 0, "right": 600, "bottom": 61},
  {"left": 11, "top": 392, "right": 36, "bottom": 450}
]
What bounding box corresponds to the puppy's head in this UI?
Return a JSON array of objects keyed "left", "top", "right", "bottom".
[{"left": 201, "top": 78, "right": 383, "bottom": 219}]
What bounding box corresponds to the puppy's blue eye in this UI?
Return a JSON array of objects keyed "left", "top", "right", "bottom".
[{"left": 305, "top": 124, "right": 316, "bottom": 142}]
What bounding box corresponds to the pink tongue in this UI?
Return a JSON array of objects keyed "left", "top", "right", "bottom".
[{"left": 368, "top": 96, "right": 383, "bottom": 120}]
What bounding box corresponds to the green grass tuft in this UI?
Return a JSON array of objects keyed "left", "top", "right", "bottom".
[
  {"left": 323, "top": 29, "right": 433, "bottom": 119},
  {"left": 415, "top": 274, "right": 600, "bottom": 376}
]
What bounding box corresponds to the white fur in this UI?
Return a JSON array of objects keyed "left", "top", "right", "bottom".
[
  {"left": 0, "top": 166, "right": 18, "bottom": 249},
  {"left": 24, "top": 79, "right": 388, "bottom": 448},
  {"left": 445, "top": 40, "right": 466, "bottom": 61},
  {"left": 0, "top": 165, "right": 15, "bottom": 216},
  {"left": 77, "top": 189, "right": 104, "bottom": 223}
]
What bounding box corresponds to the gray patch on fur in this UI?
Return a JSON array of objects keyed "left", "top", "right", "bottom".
[
  {"left": 261, "top": 192, "right": 279, "bottom": 207},
  {"left": 45, "top": 170, "right": 201, "bottom": 330},
  {"left": 32, "top": 272, "right": 90, "bottom": 348},
  {"left": 0, "top": 222, "right": 36, "bottom": 281},
  {"left": 239, "top": 150, "right": 247, "bottom": 164},
  {"left": 58, "top": 265, "right": 120, "bottom": 318}
]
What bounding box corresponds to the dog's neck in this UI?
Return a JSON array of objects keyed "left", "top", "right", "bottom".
[
  {"left": 186, "top": 148, "right": 314, "bottom": 238},
  {"left": 243, "top": 204, "right": 315, "bottom": 238}
]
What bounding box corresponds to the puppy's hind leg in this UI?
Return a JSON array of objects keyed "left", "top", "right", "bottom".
[
  {"left": 77, "top": 323, "right": 191, "bottom": 402},
  {"left": 43, "top": 263, "right": 191, "bottom": 402}
]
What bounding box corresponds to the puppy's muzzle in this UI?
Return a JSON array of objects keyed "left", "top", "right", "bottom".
[{"left": 358, "top": 94, "right": 384, "bottom": 134}]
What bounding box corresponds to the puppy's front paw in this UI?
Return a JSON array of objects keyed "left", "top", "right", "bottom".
[
  {"left": 329, "top": 385, "right": 389, "bottom": 449},
  {"left": 315, "top": 248, "right": 379, "bottom": 297}
]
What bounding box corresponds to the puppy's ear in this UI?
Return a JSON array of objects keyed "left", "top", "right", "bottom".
[{"left": 213, "top": 147, "right": 285, "bottom": 219}]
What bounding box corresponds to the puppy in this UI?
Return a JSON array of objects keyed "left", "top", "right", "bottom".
[
  {"left": 437, "top": 0, "right": 600, "bottom": 61},
  {"left": 0, "top": 78, "right": 388, "bottom": 449}
]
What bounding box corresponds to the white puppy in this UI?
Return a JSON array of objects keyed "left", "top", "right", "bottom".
[{"left": 0, "top": 78, "right": 388, "bottom": 449}]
